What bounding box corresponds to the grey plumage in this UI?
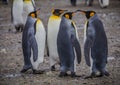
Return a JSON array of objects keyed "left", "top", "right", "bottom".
[
  {"left": 57, "top": 14, "right": 81, "bottom": 77},
  {"left": 84, "top": 14, "right": 109, "bottom": 77}
]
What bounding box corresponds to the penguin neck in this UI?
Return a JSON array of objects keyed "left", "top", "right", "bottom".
[
  {"left": 88, "top": 14, "right": 98, "bottom": 23},
  {"left": 14, "top": 0, "right": 21, "bottom": 2},
  {"left": 63, "top": 16, "right": 72, "bottom": 21},
  {"left": 24, "top": 0, "right": 31, "bottom": 3},
  {"left": 27, "top": 16, "right": 37, "bottom": 23},
  {"left": 50, "top": 15, "right": 61, "bottom": 20}
]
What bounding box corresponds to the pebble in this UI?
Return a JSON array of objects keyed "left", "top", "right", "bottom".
[{"left": 0, "top": 48, "right": 7, "bottom": 54}]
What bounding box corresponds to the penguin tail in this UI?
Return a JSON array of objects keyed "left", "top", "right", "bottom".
[{"left": 84, "top": 38, "right": 93, "bottom": 67}]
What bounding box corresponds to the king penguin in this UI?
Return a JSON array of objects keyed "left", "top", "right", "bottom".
[
  {"left": 70, "top": 0, "right": 77, "bottom": 6},
  {"left": 23, "top": 0, "right": 36, "bottom": 25},
  {"left": 99, "top": 0, "right": 109, "bottom": 8},
  {"left": 11, "top": 0, "right": 24, "bottom": 32},
  {"left": 21, "top": 9, "right": 46, "bottom": 74},
  {"left": 47, "top": 9, "right": 67, "bottom": 71},
  {"left": 76, "top": 10, "right": 110, "bottom": 78},
  {"left": 57, "top": 12, "right": 81, "bottom": 77}
]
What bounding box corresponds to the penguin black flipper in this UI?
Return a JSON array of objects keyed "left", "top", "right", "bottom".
[
  {"left": 11, "top": 0, "right": 13, "bottom": 22},
  {"left": 84, "top": 37, "right": 92, "bottom": 66},
  {"left": 71, "top": 35, "right": 81, "bottom": 64},
  {"left": 84, "top": 25, "right": 95, "bottom": 67},
  {"left": 71, "top": 22, "right": 81, "bottom": 64},
  {"left": 30, "top": 36, "right": 38, "bottom": 62}
]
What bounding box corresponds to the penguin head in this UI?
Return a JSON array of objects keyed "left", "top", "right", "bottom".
[
  {"left": 28, "top": 8, "right": 40, "bottom": 18},
  {"left": 76, "top": 10, "right": 96, "bottom": 19},
  {"left": 52, "top": 9, "right": 67, "bottom": 16},
  {"left": 63, "top": 12, "right": 75, "bottom": 20}
]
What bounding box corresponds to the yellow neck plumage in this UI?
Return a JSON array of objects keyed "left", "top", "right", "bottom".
[
  {"left": 24, "top": 0, "right": 31, "bottom": 3},
  {"left": 84, "top": 20, "right": 88, "bottom": 33},
  {"left": 36, "top": 19, "right": 41, "bottom": 31},
  {"left": 50, "top": 15, "right": 61, "bottom": 20}
]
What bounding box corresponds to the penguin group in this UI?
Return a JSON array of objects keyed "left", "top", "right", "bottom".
[
  {"left": 11, "top": 1, "right": 110, "bottom": 78},
  {"left": 70, "top": 0, "right": 109, "bottom": 8},
  {"left": 11, "top": 0, "right": 35, "bottom": 32}
]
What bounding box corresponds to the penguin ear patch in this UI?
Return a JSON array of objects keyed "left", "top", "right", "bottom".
[
  {"left": 31, "top": 13, "right": 35, "bottom": 18},
  {"left": 90, "top": 12, "right": 95, "bottom": 17},
  {"left": 65, "top": 14, "right": 69, "bottom": 19}
]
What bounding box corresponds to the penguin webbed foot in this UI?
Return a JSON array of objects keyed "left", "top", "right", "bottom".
[
  {"left": 32, "top": 69, "right": 45, "bottom": 74},
  {"left": 104, "top": 71, "right": 110, "bottom": 76},
  {"left": 84, "top": 72, "right": 96, "bottom": 79},
  {"left": 59, "top": 72, "right": 68, "bottom": 77},
  {"left": 98, "top": 71, "right": 110, "bottom": 77},
  {"left": 71, "top": 72, "right": 81, "bottom": 78},
  {"left": 84, "top": 71, "right": 110, "bottom": 79},
  {"left": 51, "top": 65, "right": 56, "bottom": 71},
  {"left": 20, "top": 68, "right": 30, "bottom": 73}
]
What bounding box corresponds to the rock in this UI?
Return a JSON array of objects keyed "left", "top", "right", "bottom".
[
  {"left": 0, "top": 48, "right": 7, "bottom": 54},
  {"left": 107, "top": 57, "right": 115, "bottom": 61}
]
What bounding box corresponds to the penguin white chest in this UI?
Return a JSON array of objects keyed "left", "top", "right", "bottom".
[
  {"left": 30, "top": 20, "right": 46, "bottom": 70},
  {"left": 47, "top": 16, "right": 61, "bottom": 66},
  {"left": 84, "top": 21, "right": 88, "bottom": 43},
  {"left": 12, "top": 0, "right": 23, "bottom": 25},
  {"left": 47, "top": 18, "right": 61, "bottom": 56},
  {"left": 23, "top": 1, "right": 35, "bottom": 24}
]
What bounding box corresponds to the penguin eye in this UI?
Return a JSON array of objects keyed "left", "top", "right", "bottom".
[
  {"left": 65, "top": 14, "right": 69, "bottom": 19},
  {"left": 90, "top": 12, "right": 95, "bottom": 17}
]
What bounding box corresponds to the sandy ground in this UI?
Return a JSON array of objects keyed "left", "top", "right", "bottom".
[{"left": 0, "top": 0, "right": 120, "bottom": 85}]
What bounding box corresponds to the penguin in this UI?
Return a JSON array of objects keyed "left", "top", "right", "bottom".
[
  {"left": 76, "top": 10, "right": 110, "bottom": 78},
  {"left": 70, "top": 0, "right": 77, "bottom": 6},
  {"left": 11, "top": 0, "right": 24, "bottom": 32},
  {"left": 2, "top": 0, "right": 8, "bottom": 5},
  {"left": 23, "top": 0, "right": 36, "bottom": 26},
  {"left": 99, "top": 0, "right": 109, "bottom": 8},
  {"left": 85, "top": 0, "right": 93, "bottom": 6},
  {"left": 21, "top": 9, "right": 46, "bottom": 74},
  {"left": 47, "top": 9, "right": 67, "bottom": 71},
  {"left": 85, "top": 0, "right": 109, "bottom": 8},
  {"left": 57, "top": 12, "right": 81, "bottom": 77}
]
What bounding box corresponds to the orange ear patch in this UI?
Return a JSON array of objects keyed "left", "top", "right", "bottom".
[
  {"left": 65, "top": 14, "right": 69, "bottom": 19},
  {"left": 90, "top": 12, "right": 95, "bottom": 17},
  {"left": 31, "top": 13, "right": 35, "bottom": 18}
]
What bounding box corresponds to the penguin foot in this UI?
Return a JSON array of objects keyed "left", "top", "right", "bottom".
[
  {"left": 59, "top": 72, "right": 68, "bottom": 77},
  {"left": 99, "top": 71, "right": 110, "bottom": 77},
  {"left": 104, "top": 71, "right": 110, "bottom": 76},
  {"left": 32, "top": 70, "right": 45, "bottom": 74},
  {"left": 84, "top": 73, "right": 96, "bottom": 79},
  {"left": 71, "top": 72, "right": 76, "bottom": 78},
  {"left": 20, "top": 68, "right": 30, "bottom": 73},
  {"left": 51, "top": 66, "right": 56, "bottom": 71}
]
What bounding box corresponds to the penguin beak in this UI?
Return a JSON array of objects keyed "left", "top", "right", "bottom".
[
  {"left": 36, "top": 8, "right": 40, "bottom": 15},
  {"left": 60, "top": 10, "right": 68, "bottom": 14},
  {"left": 75, "top": 10, "right": 86, "bottom": 15}
]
